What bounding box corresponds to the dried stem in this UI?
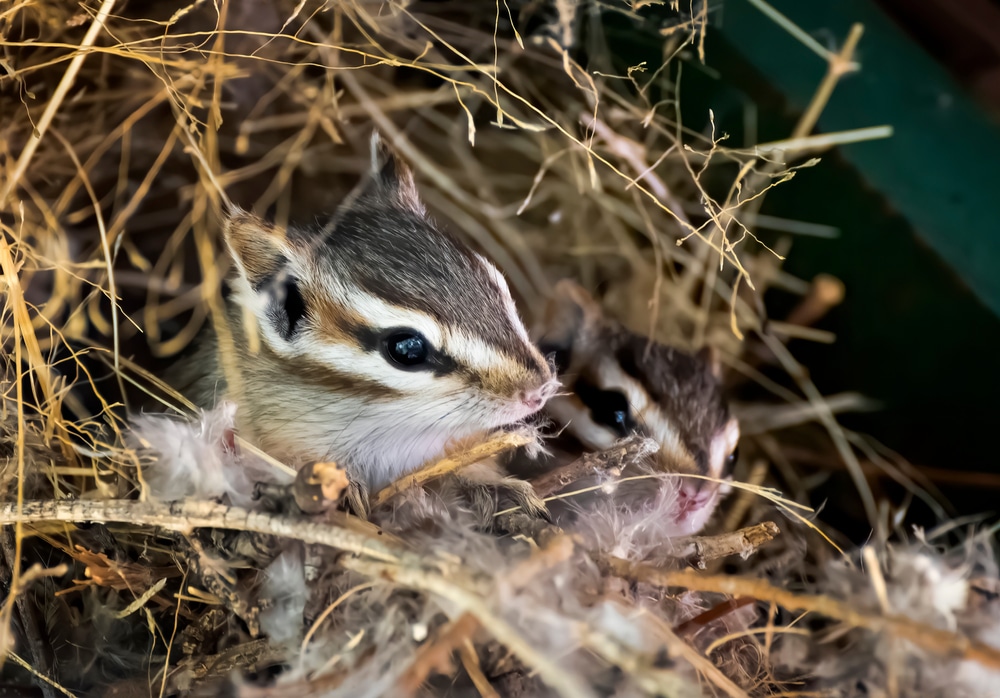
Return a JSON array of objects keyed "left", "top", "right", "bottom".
[
  {"left": 529, "top": 435, "right": 659, "bottom": 498},
  {"left": 373, "top": 431, "right": 532, "bottom": 506},
  {"left": 601, "top": 558, "right": 1000, "bottom": 670},
  {"left": 1, "top": 530, "right": 57, "bottom": 698},
  {"left": 671, "top": 521, "right": 780, "bottom": 570},
  {"left": 398, "top": 612, "right": 481, "bottom": 694},
  {"left": 343, "top": 556, "right": 594, "bottom": 698},
  {"left": 0, "top": 0, "right": 118, "bottom": 207},
  {"left": 0, "top": 499, "right": 402, "bottom": 563}
]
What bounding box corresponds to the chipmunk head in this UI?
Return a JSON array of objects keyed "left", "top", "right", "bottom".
[
  {"left": 534, "top": 280, "right": 739, "bottom": 535},
  {"left": 220, "top": 134, "right": 557, "bottom": 489}
]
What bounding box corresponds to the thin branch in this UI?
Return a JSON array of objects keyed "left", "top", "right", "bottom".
[
  {"left": 0, "top": 0, "right": 118, "bottom": 206},
  {"left": 670, "top": 521, "right": 780, "bottom": 569},
  {"left": 600, "top": 558, "right": 1000, "bottom": 670},
  {"left": 0, "top": 499, "right": 402, "bottom": 563},
  {"left": 528, "top": 435, "right": 659, "bottom": 498}
]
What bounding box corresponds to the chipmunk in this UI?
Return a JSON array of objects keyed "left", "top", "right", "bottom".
[
  {"left": 171, "top": 134, "right": 558, "bottom": 499},
  {"left": 532, "top": 279, "right": 741, "bottom": 537}
]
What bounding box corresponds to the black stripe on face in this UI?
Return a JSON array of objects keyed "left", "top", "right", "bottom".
[
  {"left": 572, "top": 376, "right": 637, "bottom": 439},
  {"left": 346, "top": 322, "right": 458, "bottom": 377},
  {"left": 291, "top": 358, "right": 401, "bottom": 400},
  {"left": 509, "top": 340, "right": 553, "bottom": 379}
]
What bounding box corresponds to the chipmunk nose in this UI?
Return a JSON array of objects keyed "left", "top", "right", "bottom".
[
  {"left": 518, "top": 381, "right": 556, "bottom": 412},
  {"left": 519, "top": 389, "right": 546, "bottom": 412}
]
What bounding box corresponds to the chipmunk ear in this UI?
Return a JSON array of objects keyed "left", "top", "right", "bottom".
[
  {"left": 366, "top": 131, "right": 427, "bottom": 217},
  {"left": 223, "top": 208, "right": 307, "bottom": 341},
  {"left": 223, "top": 207, "right": 291, "bottom": 290},
  {"left": 534, "top": 279, "right": 604, "bottom": 373}
]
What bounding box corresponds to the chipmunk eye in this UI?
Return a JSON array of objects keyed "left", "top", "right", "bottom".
[
  {"left": 382, "top": 330, "right": 430, "bottom": 368},
  {"left": 726, "top": 446, "right": 740, "bottom": 467},
  {"left": 573, "top": 378, "right": 636, "bottom": 439},
  {"left": 274, "top": 275, "right": 306, "bottom": 340}
]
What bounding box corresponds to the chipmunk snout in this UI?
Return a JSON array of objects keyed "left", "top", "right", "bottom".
[{"left": 517, "top": 379, "right": 558, "bottom": 412}]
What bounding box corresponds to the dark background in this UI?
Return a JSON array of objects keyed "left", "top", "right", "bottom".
[{"left": 593, "top": 0, "right": 1000, "bottom": 534}]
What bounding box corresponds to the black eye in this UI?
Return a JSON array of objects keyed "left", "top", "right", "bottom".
[
  {"left": 573, "top": 378, "right": 636, "bottom": 439},
  {"left": 272, "top": 274, "right": 306, "bottom": 340},
  {"left": 382, "top": 330, "right": 430, "bottom": 368},
  {"left": 726, "top": 446, "right": 740, "bottom": 467}
]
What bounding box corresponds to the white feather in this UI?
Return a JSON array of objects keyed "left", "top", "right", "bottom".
[
  {"left": 129, "top": 401, "right": 290, "bottom": 507},
  {"left": 259, "top": 548, "right": 309, "bottom": 647}
]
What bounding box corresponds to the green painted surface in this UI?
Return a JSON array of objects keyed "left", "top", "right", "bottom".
[
  {"left": 588, "top": 2, "right": 1000, "bottom": 528},
  {"left": 715, "top": 0, "right": 1000, "bottom": 318}
]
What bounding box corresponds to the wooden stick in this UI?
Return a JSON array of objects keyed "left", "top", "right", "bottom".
[
  {"left": 600, "top": 557, "right": 1000, "bottom": 670},
  {"left": 529, "top": 435, "right": 659, "bottom": 498}
]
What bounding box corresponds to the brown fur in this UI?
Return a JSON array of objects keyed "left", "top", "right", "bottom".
[
  {"left": 171, "top": 134, "right": 555, "bottom": 490},
  {"left": 534, "top": 279, "right": 737, "bottom": 479}
]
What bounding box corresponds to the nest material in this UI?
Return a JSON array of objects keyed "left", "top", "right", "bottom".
[{"left": 1, "top": 1, "right": 999, "bottom": 696}]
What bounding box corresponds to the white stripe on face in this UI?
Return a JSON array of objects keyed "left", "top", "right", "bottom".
[
  {"left": 544, "top": 395, "right": 619, "bottom": 451},
  {"left": 588, "top": 358, "right": 695, "bottom": 472},
  {"left": 708, "top": 417, "right": 740, "bottom": 479},
  {"left": 306, "top": 339, "right": 447, "bottom": 392},
  {"left": 441, "top": 327, "right": 534, "bottom": 384},
  {"left": 475, "top": 254, "right": 531, "bottom": 343},
  {"left": 333, "top": 283, "right": 444, "bottom": 346}
]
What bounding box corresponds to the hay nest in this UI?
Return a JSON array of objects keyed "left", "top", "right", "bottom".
[{"left": 2, "top": 1, "right": 999, "bottom": 697}]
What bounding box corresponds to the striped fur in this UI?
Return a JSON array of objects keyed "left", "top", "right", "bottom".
[
  {"left": 533, "top": 279, "right": 740, "bottom": 535},
  {"left": 180, "top": 136, "right": 556, "bottom": 490}
]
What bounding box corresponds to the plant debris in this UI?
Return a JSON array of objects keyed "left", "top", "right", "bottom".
[{"left": 1, "top": 1, "right": 997, "bottom": 697}]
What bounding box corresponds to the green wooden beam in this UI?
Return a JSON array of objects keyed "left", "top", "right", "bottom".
[{"left": 714, "top": 0, "right": 1000, "bottom": 317}]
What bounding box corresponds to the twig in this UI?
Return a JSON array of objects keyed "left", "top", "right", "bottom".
[
  {"left": 745, "top": 0, "right": 844, "bottom": 64},
  {"left": 398, "top": 612, "right": 481, "bottom": 694},
  {"left": 599, "top": 559, "right": 1000, "bottom": 670},
  {"left": 639, "top": 609, "right": 751, "bottom": 698},
  {"left": 792, "top": 23, "right": 865, "bottom": 140},
  {"left": 718, "top": 459, "right": 771, "bottom": 540},
  {"left": 0, "top": 500, "right": 402, "bottom": 563},
  {"left": 670, "top": 521, "right": 780, "bottom": 570},
  {"left": 343, "top": 556, "right": 595, "bottom": 698},
  {"left": 737, "top": 392, "right": 878, "bottom": 437},
  {"left": 5, "top": 650, "right": 76, "bottom": 698},
  {"left": 579, "top": 623, "right": 699, "bottom": 698},
  {"left": 0, "top": 496, "right": 591, "bottom": 697},
  {"left": 528, "top": 435, "right": 659, "bottom": 498},
  {"left": 761, "top": 334, "right": 879, "bottom": 528},
  {"left": 1, "top": 531, "right": 57, "bottom": 698},
  {"left": 373, "top": 432, "right": 532, "bottom": 506},
  {"left": 458, "top": 636, "right": 500, "bottom": 698},
  {"left": 752, "top": 125, "right": 891, "bottom": 156},
  {"left": 783, "top": 274, "right": 846, "bottom": 329},
  {"left": 673, "top": 597, "right": 757, "bottom": 637}
]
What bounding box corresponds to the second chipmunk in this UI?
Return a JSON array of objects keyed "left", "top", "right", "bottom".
[{"left": 532, "top": 279, "right": 741, "bottom": 536}]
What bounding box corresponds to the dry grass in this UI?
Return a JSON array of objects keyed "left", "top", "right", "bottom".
[{"left": 1, "top": 1, "right": 996, "bottom": 696}]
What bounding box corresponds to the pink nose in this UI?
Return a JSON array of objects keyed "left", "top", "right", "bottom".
[
  {"left": 518, "top": 385, "right": 551, "bottom": 412},
  {"left": 521, "top": 392, "right": 545, "bottom": 412}
]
